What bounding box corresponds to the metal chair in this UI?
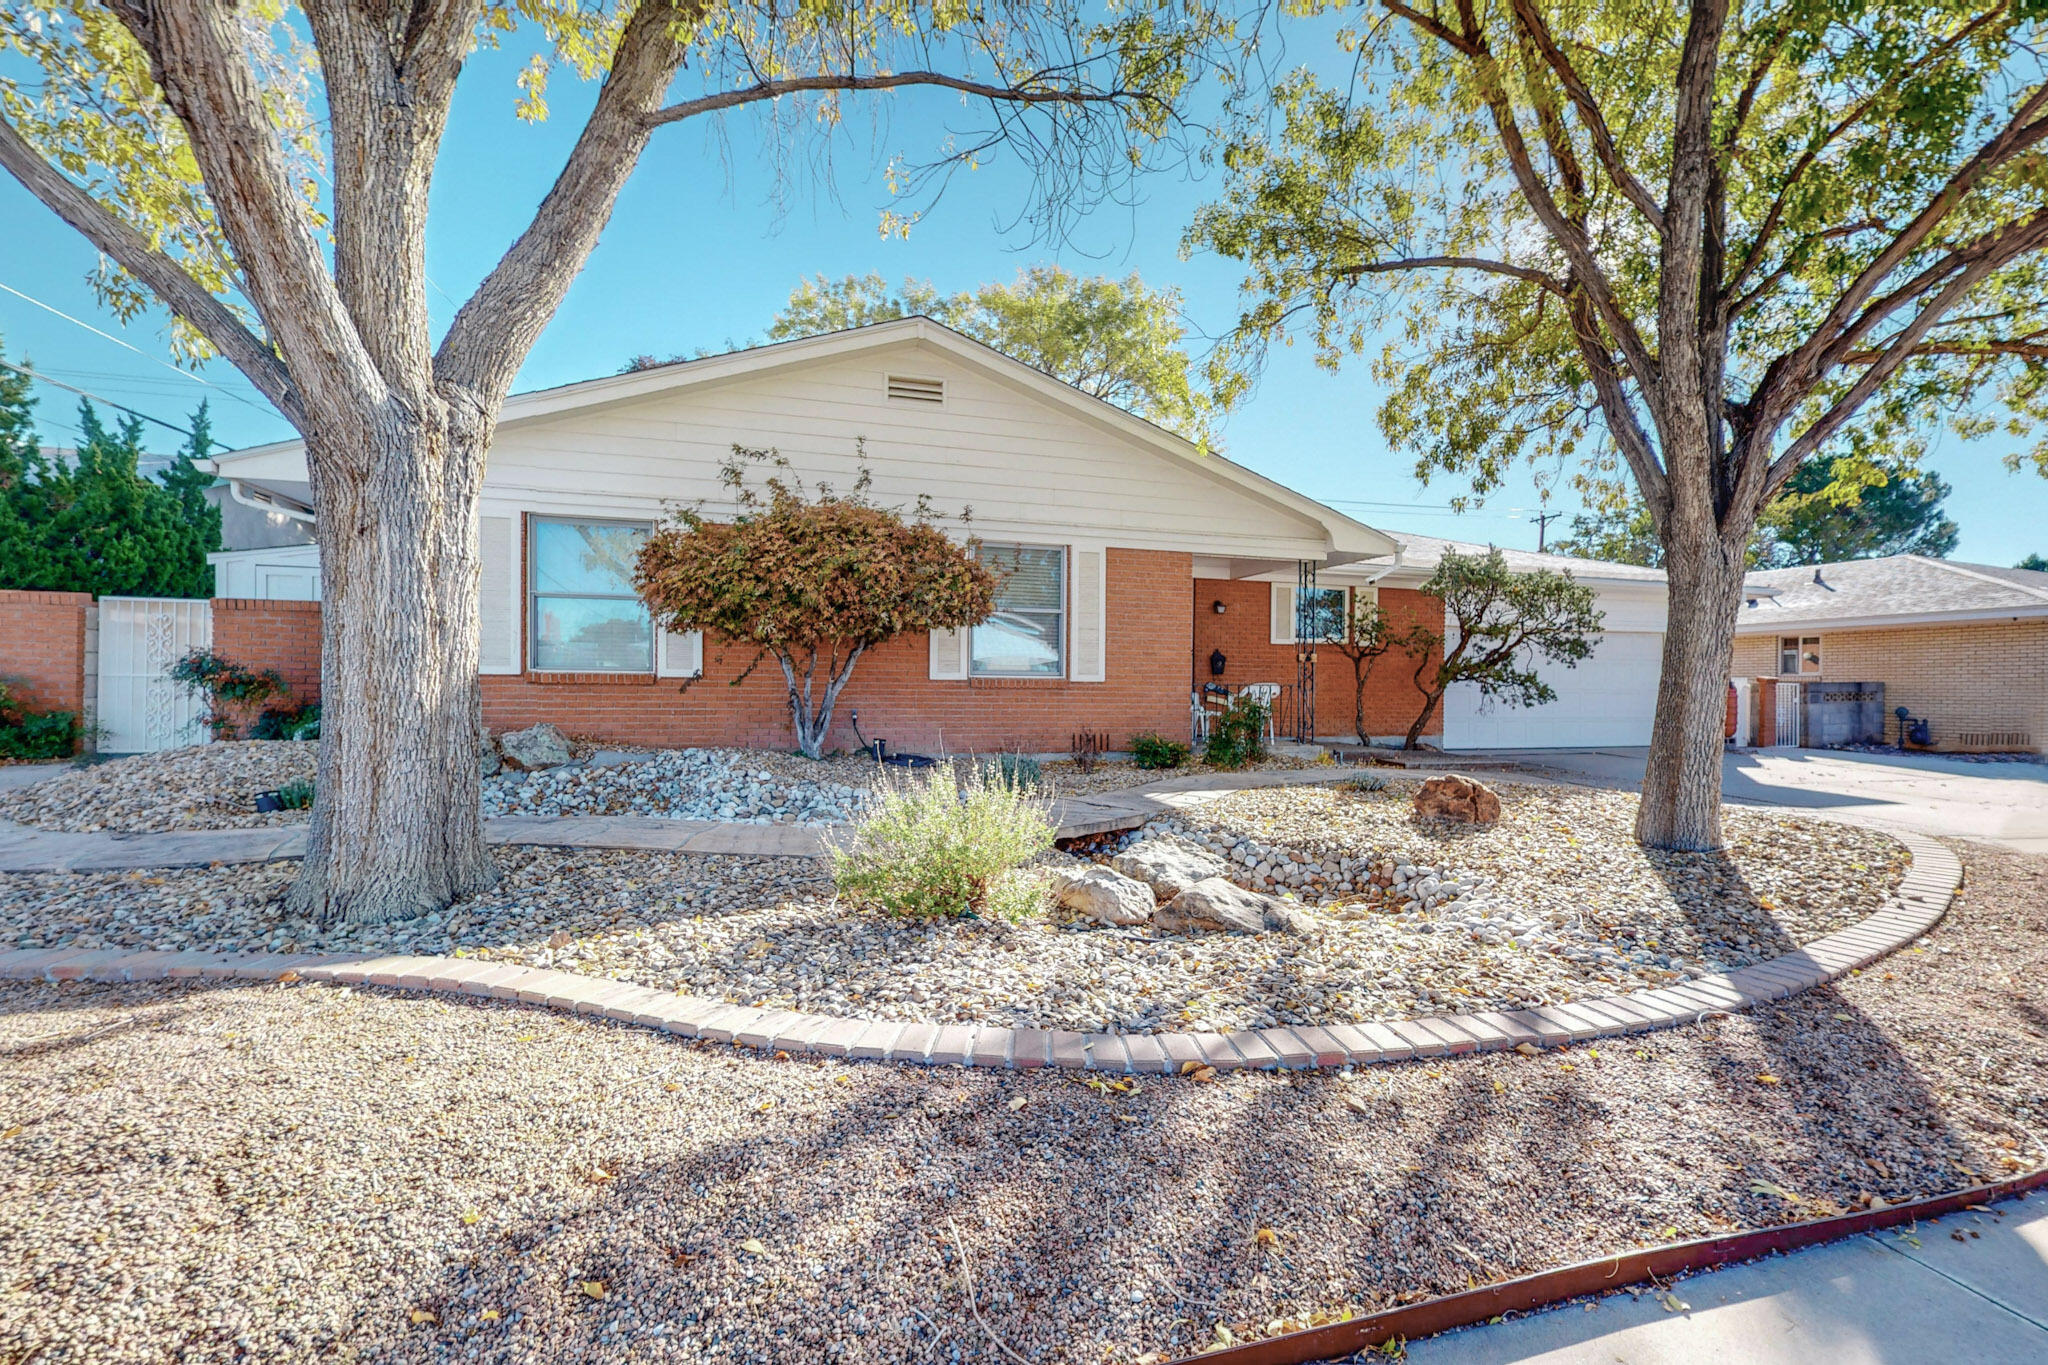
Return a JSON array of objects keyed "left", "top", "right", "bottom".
[{"left": 1190, "top": 691, "right": 1211, "bottom": 744}]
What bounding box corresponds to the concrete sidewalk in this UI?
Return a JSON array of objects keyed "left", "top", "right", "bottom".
[
  {"left": 1412, "top": 1191, "right": 2048, "bottom": 1364},
  {"left": 0, "top": 766, "right": 1364, "bottom": 872}
]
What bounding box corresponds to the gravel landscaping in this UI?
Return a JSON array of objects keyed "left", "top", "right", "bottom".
[
  {"left": 0, "top": 841, "right": 2038, "bottom": 1365},
  {"left": 0, "top": 741, "right": 1326, "bottom": 832},
  {"left": 0, "top": 781, "right": 1905, "bottom": 1033}
]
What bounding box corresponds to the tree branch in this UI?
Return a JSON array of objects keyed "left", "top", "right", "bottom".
[
  {"left": 649, "top": 69, "right": 1159, "bottom": 128},
  {"left": 0, "top": 112, "right": 302, "bottom": 425},
  {"left": 1340, "top": 255, "right": 1572, "bottom": 296},
  {"left": 1507, "top": 0, "right": 1666, "bottom": 232},
  {"left": 435, "top": 0, "right": 693, "bottom": 405}
]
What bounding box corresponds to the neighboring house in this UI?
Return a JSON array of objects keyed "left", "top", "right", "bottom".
[
  {"left": 183, "top": 317, "right": 1688, "bottom": 756},
  {"left": 1734, "top": 556, "right": 2048, "bottom": 752}
]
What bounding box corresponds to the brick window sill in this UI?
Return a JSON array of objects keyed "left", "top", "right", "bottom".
[
  {"left": 524, "top": 671, "right": 658, "bottom": 687},
  {"left": 968, "top": 676, "right": 1067, "bottom": 689}
]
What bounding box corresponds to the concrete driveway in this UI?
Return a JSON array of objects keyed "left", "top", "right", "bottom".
[{"left": 1491, "top": 747, "right": 2048, "bottom": 854}]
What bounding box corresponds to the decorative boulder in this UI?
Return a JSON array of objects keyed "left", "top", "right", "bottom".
[
  {"left": 1413, "top": 774, "right": 1502, "bottom": 824},
  {"left": 1156, "top": 877, "right": 1317, "bottom": 935},
  {"left": 1111, "top": 838, "right": 1230, "bottom": 900},
  {"left": 499, "top": 722, "right": 573, "bottom": 771},
  {"left": 1054, "top": 866, "right": 1157, "bottom": 927},
  {"left": 478, "top": 733, "right": 504, "bottom": 779}
]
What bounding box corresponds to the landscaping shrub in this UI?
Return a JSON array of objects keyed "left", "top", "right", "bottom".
[
  {"left": 252, "top": 701, "right": 321, "bottom": 741},
  {"left": 829, "top": 766, "right": 1054, "bottom": 920},
  {"left": 168, "top": 649, "right": 287, "bottom": 740},
  {"left": 1202, "top": 695, "right": 1269, "bottom": 769},
  {"left": 1129, "top": 732, "right": 1190, "bottom": 769},
  {"left": 275, "top": 778, "right": 316, "bottom": 810},
  {"left": 0, "top": 683, "right": 79, "bottom": 759},
  {"left": 978, "top": 751, "right": 1043, "bottom": 790},
  {"left": 1339, "top": 772, "right": 1388, "bottom": 794}
]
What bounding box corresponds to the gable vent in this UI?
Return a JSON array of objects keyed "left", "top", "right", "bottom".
[{"left": 886, "top": 374, "right": 945, "bottom": 405}]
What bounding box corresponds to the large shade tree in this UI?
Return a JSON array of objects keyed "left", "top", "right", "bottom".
[
  {"left": 0, "top": 0, "right": 1223, "bottom": 922},
  {"left": 1194, "top": 0, "right": 2048, "bottom": 849}
]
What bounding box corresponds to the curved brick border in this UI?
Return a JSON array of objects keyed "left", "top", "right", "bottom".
[{"left": 0, "top": 831, "right": 1960, "bottom": 1074}]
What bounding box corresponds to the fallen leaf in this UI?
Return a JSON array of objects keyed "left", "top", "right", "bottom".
[
  {"left": 1756, "top": 1074, "right": 1782, "bottom": 1086},
  {"left": 1656, "top": 1290, "right": 1689, "bottom": 1313},
  {"left": 1007, "top": 1096, "right": 1028, "bottom": 1112},
  {"left": 276, "top": 970, "right": 301, "bottom": 984},
  {"left": 1513, "top": 1042, "right": 1541, "bottom": 1057},
  {"left": 480, "top": 1309, "right": 501, "bottom": 1322},
  {"left": 580, "top": 1280, "right": 606, "bottom": 1300},
  {"left": 408, "top": 1308, "right": 438, "bottom": 1325},
  {"left": 1491, "top": 1080, "right": 1505, "bottom": 1095},
  {"left": 0, "top": 1126, "right": 20, "bottom": 1141},
  {"left": 740, "top": 1238, "right": 768, "bottom": 1257},
  {"left": 1750, "top": 1179, "right": 1800, "bottom": 1203},
  {"left": 663, "top": 1082, "right": 681, "bottom": 1092},
  {"left": 460, "top": 1208, "right": 481, "bottom": 1225},
  {"left": 1254, "top": 1227, "right": 1279, "bottom": 1248},
  {"left": 1343, "top": 1092, "right": 1370, "bottom": 1114},
  {"left": 1188, "top": 1066, "right": 1218, "bottom": 1084}
]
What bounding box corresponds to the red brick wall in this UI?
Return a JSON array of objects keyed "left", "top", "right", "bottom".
[
  {"left": 0, "top": 589, "right": 92, "bottom": 715},
  {"left": 212, "top": 599, "right": 324, "bottom": 702},
  {"left": 222, "top": 549, "right": 1198, "bottom": 754},
  {"left": 1191, "top": 579, "right": 1444, "bottom": 742},
  {"left": 481, "top": 547, "right": 1196, "bottom": 754}
]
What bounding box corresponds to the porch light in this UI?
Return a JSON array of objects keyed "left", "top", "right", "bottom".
[{"left": 1212, "top": 600, "right": 1226, "bottom": 614}]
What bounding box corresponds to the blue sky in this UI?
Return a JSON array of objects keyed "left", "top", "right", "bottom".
[{"left": 1, "top": 39, "right": 2043, "bottom": 564}]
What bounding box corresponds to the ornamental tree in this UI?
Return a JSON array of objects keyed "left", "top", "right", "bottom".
[
  {"left": 1396, "top": 550, "right": 1603, "bottom": 750},
  {"left": 635, "top": 447, "right": 998, "bottom": 759},
  {"left": 0, "top": 0, "right": 1222, "bottom": 923},
  {"left": 1330, "top": 595, "right": 1399, "bottom": 746},
  {"left": 1195, "top": 0, "right": 2048, "bottom": 848}
]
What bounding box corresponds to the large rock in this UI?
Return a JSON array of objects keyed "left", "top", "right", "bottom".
[
  {"left": 499, "top": 722, "right": 573, "bottom": 771},
  {"left": 1054, "top": 866, "right": 1157, "bottom": 927},
  {"left": 1111, "top": 838, "right": 1229, "bottom": 899},
  {"left": 1156, "top": 877, "right": 1317, "bottom": 935},
  {"left": 478, "top": 733, "right": 504, "bottom": 779},
  {"left": 1413, "top": 773, "right": 1502, "bottom": 824}
]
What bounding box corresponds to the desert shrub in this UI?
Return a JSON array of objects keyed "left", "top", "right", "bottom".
[
  {"left": 0, "top": 683, "right": 79, "bottom": 759},
  {"left": 1202, "top": 695, "right": 1269, "bottom": 769},
  {"left": 251, "top": 701, "right": 321, "bottom": 741},
  {"left": 830, "top": 767, "right": 1053, "bottom": 920},
  {"left": 275, "top": 777, "right": 316, "bottom": 810},
  {"left": 168, "top": 649, "right": 287, "bottom": 740},
  {"left": 1339, "top": 772, "right": 1388, "bottom": 794},
  {"left": 1129, "top": 732, "right": 1190, "bottom": 769},
  {"left": 978, "top": 751, "right": 1043, "bottom": 789}
]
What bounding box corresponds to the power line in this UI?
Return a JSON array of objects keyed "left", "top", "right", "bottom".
[
  {"left": 0, "top": 357, "right": 201, "bottom": 444},
  {"left": 0, "top": 278, "right": 276, "bottom": 417},
  {"left": 1532, "top": 509, "right": 1563, "bottom": 551}
]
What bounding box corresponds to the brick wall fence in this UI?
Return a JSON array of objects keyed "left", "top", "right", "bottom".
[
  {"left": 1191, "top": 580, "right": 1444, "bottom": 744},
  {"left": 0, "top": 589, "right": 93, "bottom": 716},
  {"left": 1733, "top": 620, "right": 2048, "bottom": 752},
  {"left": 213, "top": 598, "right": 323, "bottom": 702}
]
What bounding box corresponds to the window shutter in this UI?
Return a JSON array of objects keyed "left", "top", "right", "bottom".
[
  {"left": 1270, "top": 581, "right": 1296, "bottom": 645},
  {"left": 657, "top": 627, "right": 703, "bottom": 678},
  {"left": 478, "top": 513, "right": 520, "bottom": 674},
  {"left": 929, "top": 627, "right": 970, "bottom": 680},
  {"left": 1069, "top": 545, "right": 1105, "bottom": 682}
]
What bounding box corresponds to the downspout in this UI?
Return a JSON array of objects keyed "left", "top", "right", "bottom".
[{"left": 226, "top": 478, "right": 317, "bottom": 525}]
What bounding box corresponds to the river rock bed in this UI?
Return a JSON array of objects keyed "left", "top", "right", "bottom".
[
  {"left": 0, "top": 782, "right": 1907, "bottom": 1033},
  {"left": 481, "top": 748, "right": 875, "bottom": 824},
  {"left": 0, "top": 743, "right": 316, "bottom": 833}
]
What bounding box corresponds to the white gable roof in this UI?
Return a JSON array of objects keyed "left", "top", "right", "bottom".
[{"left": 211, "top": 317, "right": 1399, "bottom": 566}]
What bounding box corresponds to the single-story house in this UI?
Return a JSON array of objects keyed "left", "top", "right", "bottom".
[
  {"left": 191, "top": 317, "right": 1683, "bottom": 756},
  {"left": 1733, "top": 555, "right": 2048, "bottom": 753}
]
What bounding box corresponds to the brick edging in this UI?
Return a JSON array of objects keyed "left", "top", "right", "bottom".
[{"left": 0, "top": 832, "right": 1961, "bottom": 1074}]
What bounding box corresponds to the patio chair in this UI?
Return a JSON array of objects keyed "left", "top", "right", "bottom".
[
  {"left": 1239, "top": 682, "right": 1281, "bottom": 742},
  {"left": 1190, "top": 691, "right": 1211, "bottom": 744}
]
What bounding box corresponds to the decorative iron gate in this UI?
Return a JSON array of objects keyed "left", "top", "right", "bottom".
[
  {"left": 1770, "top": 679, "right": 1803, "bottom": 748},
  {"left": 96, "top": 597, "right": 212, "bottom": 753}
]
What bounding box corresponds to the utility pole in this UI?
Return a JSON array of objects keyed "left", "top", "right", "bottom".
[{"left": 1533, "top": 509, "right": 1562, "bottom": 552}]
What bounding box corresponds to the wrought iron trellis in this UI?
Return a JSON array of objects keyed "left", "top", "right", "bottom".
[{"left": 1292, "top": 560, "right": 1318, "bottom": 743}]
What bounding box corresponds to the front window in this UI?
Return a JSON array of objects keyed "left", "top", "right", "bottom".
[
  {"left": 972, "top": 544, "right": 1065, "bottom": 677},
  {"left": 1778, "top": 635, "right": 1821, "bottom": 676},
  {"left": 530, "top": 517, "right": 653, "bottom": 672},
  {"left": 1295, "top": 586, "right": 1350, "bottom": 643}
]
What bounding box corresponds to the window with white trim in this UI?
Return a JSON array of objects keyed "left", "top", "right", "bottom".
[
  {"left": 972, "top": 544, "right": 1065, "bottom": 677},
  {"left": 529, "top": 517, "right": 654, "bottom": 672},
  {"left": 1778, "top": 635, "right": 1821, "bottom": 677},
  {"left": 1273, "top": 585, "right": 1351, "bottom": 643}
]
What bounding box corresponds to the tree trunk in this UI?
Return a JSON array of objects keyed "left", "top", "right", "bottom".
[
  {"left": 1403, "top": 689, "right": 1443, "bottom": 750},
  {"left": 780, "top": 645, "right": 866, "bottom": 760},
  {"left": 1634, "top": 535, "right": 1748, "bottom": 849},
  {"left": 285, "top": 410, "right": 498, "bottom": 924}
]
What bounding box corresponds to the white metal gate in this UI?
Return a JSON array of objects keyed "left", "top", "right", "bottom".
[
  {"left": 96, "top": 597, "right": 213, "bottom": 753},
  {"left": 1770, "top": 680, "right": 1803, "bottom": 748}
]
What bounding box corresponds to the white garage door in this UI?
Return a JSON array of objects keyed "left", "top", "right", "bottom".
[{"left": 1442, "top": 630, "right": 1664, "bottom": 749}]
